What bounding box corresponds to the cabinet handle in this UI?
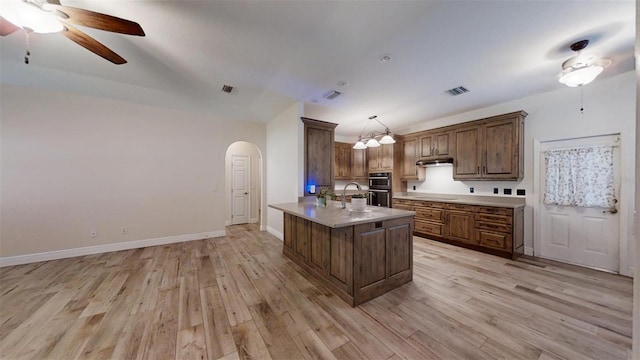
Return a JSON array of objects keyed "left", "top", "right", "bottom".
[
  {"left": 477, "top": 166, "right": 480, "bottom": 175},
  {"left": 435, "top": 148, "right": 439, "bottom": 155}
]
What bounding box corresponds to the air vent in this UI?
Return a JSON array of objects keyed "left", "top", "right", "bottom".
[
  {"left": 221, "top": 85, "right": 234, "bottom": 93},
  {"left": 446, "top": 86, "right": 469, "bottom": 96},
  {"left": 323, "top": 90, "right": 342, "bottom": 100}
]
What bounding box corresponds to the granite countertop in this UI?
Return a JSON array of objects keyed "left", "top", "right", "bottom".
[
  {"left": 393, "top": 192, "right": 525, "bottom": 208},
  {"left": 269, "top": 202, "right": 415, "bottom": 228}
]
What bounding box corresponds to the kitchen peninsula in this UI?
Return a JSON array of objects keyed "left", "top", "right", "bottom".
[{"left": 269, "top": 202, "right": 415, "bottom": 306}]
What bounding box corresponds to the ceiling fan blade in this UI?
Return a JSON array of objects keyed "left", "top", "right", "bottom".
[
  {"left": 0, "top": 16, "right": 20, "bottom": 36},
  {"left": 49, "top": 5, "right": 145, "bottom": 36},
  {"left": 60, "top": 21, "right": 127, "bottom": 64}
]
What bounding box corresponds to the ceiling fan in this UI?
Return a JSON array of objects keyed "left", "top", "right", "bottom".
[{"left": 0, "top": 0, "right": 145, "bottom": 64}]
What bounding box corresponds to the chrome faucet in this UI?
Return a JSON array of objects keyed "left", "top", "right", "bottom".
[{"left": 342, "top": 182, "right": 362, "bottom": 209}]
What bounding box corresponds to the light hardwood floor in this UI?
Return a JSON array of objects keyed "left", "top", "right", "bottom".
[{"left": 0, "top": 224, "right": 633, "bottom": 360}]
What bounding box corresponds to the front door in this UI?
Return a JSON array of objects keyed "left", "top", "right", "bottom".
[
  {"left": 231, "top": 155, "right": 250, "bottom": 225},
  {"left": 538, "top": 135, "right": 620, "bottom": 272}
]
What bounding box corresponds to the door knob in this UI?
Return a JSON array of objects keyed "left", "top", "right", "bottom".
[{"left": 603, "top": 208, "right": 618, "bottom": 214}]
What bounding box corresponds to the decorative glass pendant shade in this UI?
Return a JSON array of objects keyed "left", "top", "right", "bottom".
[
  {"left": 365, "top": 138, "right": 380, "bottom": 147},
  {"left": 353, "top": 140, "right": 367, "bottom": 150},
  {"left": 379, "top": 134, "right": 396, "bottom": 144}
]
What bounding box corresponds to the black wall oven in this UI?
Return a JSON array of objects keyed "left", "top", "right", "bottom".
[{"left": 368, "top": 172, "right": 391, "bottom": 207}]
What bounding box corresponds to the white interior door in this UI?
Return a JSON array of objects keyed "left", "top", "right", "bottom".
[
  {"left": 538, "top": 135, "right": 620, "bottom": 272},
  {"left": 231, "top": 155, "right": 250, "bottom": 225}
]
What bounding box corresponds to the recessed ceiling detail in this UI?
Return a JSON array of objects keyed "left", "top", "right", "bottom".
[
  {"left": 446, "top": 86, "right": 470, "bottom": 96},
  {"left": 378, "top": 53, "right": 392, "bottom": 63}
]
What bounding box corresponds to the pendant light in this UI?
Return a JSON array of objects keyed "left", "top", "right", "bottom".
[{"left": 352, "top": 115, "right": 395, "bottom": 149}]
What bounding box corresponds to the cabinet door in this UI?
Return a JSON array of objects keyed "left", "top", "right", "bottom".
[
  {"left": 368, "top": 147, "right": 380, "bottom": 172},
  {"left": 327, "top": 227, "right": 353, "bottom": 294},
  {"left": 356, "top": 227, "right": 387, "bottom": 289},
  {"left": 419, "top": 134, "right": 433, "bottom": 158},
  {"left": 446, "top": 210, "right": 475, "bottom": 244},
  {"left": 351, "top": 149, "right": 367, "bottom": 180},
  {"left": 401, "top": 138, "right": 418, "bottom": 179},
  {"left": 379, "top": 144, "right": 394, "bottom": 171},
  {"left": 309, "top": 222, "right": 330, "bottom": 273},
  {"left": 294, "top": 217, "right": 309, "bottom": 261},
  {"left": 453, "top": 126, "right": 482, "bottom": 179},
  {"left": 283, "top": 213, "right": 294, "bottom": 253},
  {"left": 334, "top": 143, "right": 351, "bottom": 180},
  {"left": 434, "top": 132, "right": 451, "bottom": 157},
  {"left": 483, "top": 119, "right": 518, "bottom": 179}
]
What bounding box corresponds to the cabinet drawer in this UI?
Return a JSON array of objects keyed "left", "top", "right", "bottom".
[
  {"left": 415, "top": 200, "right": 445, "bottom": 208},
  {"left": 476, "top": 230, "right": 512, "bottom": 250},
  {"left": 415, "top": 220, "right": 444, "bottom": 237},
  {"left": 475, "top": 213, "right": 512, "bottom": 225},
  {"left": 415, "top": 207, "right": 444, "bottom": 222},
  {"left": 475, "top": 220, "right": 512, "bottom": 233},
  {"left": 446, "top": 203, "right": 476, "bottom": 212},
  {"left": 393, "top": 199, "right": 413, "bottom": 206},
  {"left": 476, "top": 206, "right": 513, "bottom": 216},
  {"left": 394, "top": 204, "right": 414, "bottom": 211}
]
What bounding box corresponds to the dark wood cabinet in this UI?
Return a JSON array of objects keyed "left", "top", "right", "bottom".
[
  {"left": 282, "top": 214, "right": 413, "bottom": 306},
  {"left": 334, "top": 142, "right": 352, "bottom": 180},
  {"left": 401, "top": 136, "right": 425, "bottom": 181},
  {"left": 303, "top": 118, "right": 337, "bottom": 195},
  {"left": 368, "top": 144, "right": 394, "bottom": 172},
  {"left": 419, "top": 131, "right": 451, "bottom": 159},
  {"left": 452, "top": 111, "right": 526, "bottom": 181},
  {"left": 393, "top": 198, "right": 524, "bottom": 259},
  {"left": 351, "top": 148, "right": 368, "bottom": 180}
]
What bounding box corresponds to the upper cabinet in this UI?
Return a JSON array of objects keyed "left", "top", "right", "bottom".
[
  {"left": 368, "top": 144, "right": 395, "bottom": 172},
  {"left": 303, "top": 117, "right": 337, "bottom": 195},
  {"left": 401, "top": 135, "right": 425, "bottom": 181},
  {"left": 334, "top": 142, "right": 352, "bottom": 180},
  {"left": 351, "top": 148, "right": 368, "bottom": 181},
  {"left": 419, "top": 131, "right": 451, "bottom": 159},
  {"left": 452, "top": 111, "right": 527, "bottom": 181}
]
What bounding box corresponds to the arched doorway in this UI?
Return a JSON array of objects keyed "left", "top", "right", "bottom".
[{"left": 224, "top": 141, "right": 264, "bottom": 227}]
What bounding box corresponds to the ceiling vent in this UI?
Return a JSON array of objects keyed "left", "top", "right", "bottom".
[
  {"left": 323, "top": 90, "right": 342, "bottom": 100},
  {"left": 446, "top": 86, "right": 469, "bottom": 96},
  {"left": 221, "top": 85, "right": 234, "bottom": 93}
]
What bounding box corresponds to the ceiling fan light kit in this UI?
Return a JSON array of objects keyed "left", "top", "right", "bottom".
[
  {"left": 557, "top": 39, "right": 611, "bottom": 87},
  {"left": 0, "top": 0, "right": 145, "bottom": 64},
  {"left": 352, "top": 115, "right": 396, "bottom": 150}
]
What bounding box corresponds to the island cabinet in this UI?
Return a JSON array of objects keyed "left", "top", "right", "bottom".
[
  {"left": 393, "top": 197, "right": 524, "bottom": 259},
  {"left": 281, "top": 210, "right": 413, "bottom": 306},
  {"left": 452, "top": 111, "right": 526, "bottom": 181}
]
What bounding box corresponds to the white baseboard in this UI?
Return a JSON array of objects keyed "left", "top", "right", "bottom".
[
  {"left": 266, "top": 226, "right": 283, "bottom": 240},
  {"left": 250, "top": 218, "right": 259, "bottom": 224},
  {"left": 0, "top": 230, "right": 226, "bottom": 267},
  {"left": 260, "top": 224, "right": 267, "bottom": 231},
  {"left": 225, "top": 220, "right": 231, "bottom": 226},
  {"left": 525, "top": 247, "right": 534, "bottom": 256}
]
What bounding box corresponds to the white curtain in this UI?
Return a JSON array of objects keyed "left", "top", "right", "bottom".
[{"left": 544, "top": 145, "right": 615, "bottom": 208}]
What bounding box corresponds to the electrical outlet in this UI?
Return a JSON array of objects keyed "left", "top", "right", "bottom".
[
  {"left": 516, "top": 189, "right": 526, "bottom": 196},
  {"left": 90, "top": 230, "right": 97, "bottom": 238},
  {"left": 503, "top": 188, "right": 512, "bottom": 195},
  {"left": 493, "top": 188, "right": 499, "bottom": 194},
  {"left": 469, "top": 187, "right": 474, "bottom": 193},
  {"left": 412, "top": 185, "right": 416, "bottom": 191},
  {"left": 121, "top": 227, "right": 128, "bottom": 235}
]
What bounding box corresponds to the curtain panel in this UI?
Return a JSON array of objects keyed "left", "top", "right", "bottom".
[{"left": 543, "top": 145, "right": 615, "bottom": 208}]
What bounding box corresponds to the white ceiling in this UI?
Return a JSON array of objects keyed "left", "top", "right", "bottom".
[{"left": 0, "top": 0, "right": 635, "bottom": 139}]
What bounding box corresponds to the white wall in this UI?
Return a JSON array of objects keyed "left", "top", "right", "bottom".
[
  {"left": 0, "top": 84, "right": 266, "bottom": 260},
  {"left": 225, "top": 141, "right": 262, "bottom": 224},
  {"left": 403, "top": 71, "right": 636, "bottom": 276},
  {"left": 266, "top": 102, "right": 304, "bottom": 238}
]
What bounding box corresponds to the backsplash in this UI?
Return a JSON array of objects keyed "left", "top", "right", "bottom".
[
  {"left": 335, "top": 180, "right": 369, "bottom": 190},
  {"left": 407, "top": 164, "right": 526, "bottom": 197}
]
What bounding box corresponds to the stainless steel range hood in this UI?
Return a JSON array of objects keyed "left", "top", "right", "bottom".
[{"left": 416, "top": 157, "right": 454, "bottom": 166}]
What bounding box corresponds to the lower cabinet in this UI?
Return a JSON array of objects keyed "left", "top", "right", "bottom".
[
  {"left": 393, "top": 199, "right": 523, "bottom": 259},
  {"left": 283, "top": 213, "right": 413, "bottom": 306}
]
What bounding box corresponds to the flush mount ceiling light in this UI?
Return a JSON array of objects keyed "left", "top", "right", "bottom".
[
  {"left": 352, "top": 115, "right": 396, "bottom": 150},
  {"left": 558, "top": 40, "right": 611, "bottom": 87}
]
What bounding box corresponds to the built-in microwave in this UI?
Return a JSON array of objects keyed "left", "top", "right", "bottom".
[{"left": 368, "top": 172, "right": 391, "bottom": 189}]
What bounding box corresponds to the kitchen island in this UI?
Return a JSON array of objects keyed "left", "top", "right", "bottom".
[{"left": 269, "top": 202, "right": 415, "bottom": 306}]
